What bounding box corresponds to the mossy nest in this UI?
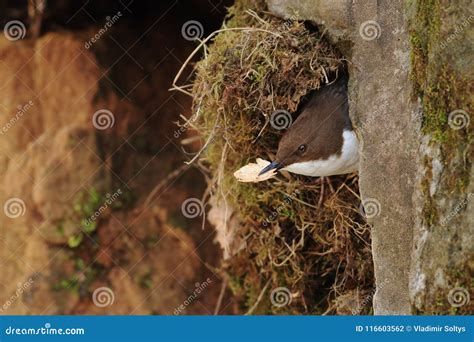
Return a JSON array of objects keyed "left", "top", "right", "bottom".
[{"left": 181, "top": 0, "right": 373, "bottom": 314}]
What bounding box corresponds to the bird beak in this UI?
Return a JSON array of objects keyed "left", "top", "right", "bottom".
[{"left": 258, "top": 160, "right": 282, "bottom": 176}]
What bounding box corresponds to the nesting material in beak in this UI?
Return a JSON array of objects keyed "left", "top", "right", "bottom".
[{"left": 234, "top": 158, "right": 279, "bottom": 183}]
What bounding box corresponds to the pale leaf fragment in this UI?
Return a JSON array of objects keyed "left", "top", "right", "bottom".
[{"left": 234, "top": 158, "right": 276, "bottom": 183}]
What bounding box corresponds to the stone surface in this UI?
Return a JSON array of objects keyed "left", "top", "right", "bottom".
[
  {"left": 408, "top": 0, "right": 473, "bottom": 313},
  {"left": 267, "top": 0, "right": 352, "bottom": 51},
  {"left": 349, "top": 0, "right": 418, "bottom": 315}
]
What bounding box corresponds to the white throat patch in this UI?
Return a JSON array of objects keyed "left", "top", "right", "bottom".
[{"left": 282, "top": 130, "right": 359, "bottom": 177}]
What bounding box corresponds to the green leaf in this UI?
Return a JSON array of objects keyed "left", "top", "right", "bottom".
[
  {"left": 82, "top": 219, "right": 97, "bottom": 233},
  {"left": 68, "top": 233, "right": 83, "bottom": 248}
]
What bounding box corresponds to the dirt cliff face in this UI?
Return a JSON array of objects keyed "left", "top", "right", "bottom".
[{"left": 0, "top": 1, "right": 234, "bottom": 315}]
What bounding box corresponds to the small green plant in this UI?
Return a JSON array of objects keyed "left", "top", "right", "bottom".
[
  {"left": 81, "top": 218, "right": 97, "bottom": 234},
  {"left": 67, "top": 187, "right": 105, "bottom": 248},
  {"left": 67, "top": 234, "right": 83, "bottom": 248},
  {"left": 53, "top": 275, "right": 79, "bottom": 292},
  {"left": 138, "top": 272, "right": 153, "bottom": 289},
  {"left": 52, "top": 256, "right": 102, "bottom": 295},
  {"left": 56, "top": 221, "right": 65, "bottom": 236}
]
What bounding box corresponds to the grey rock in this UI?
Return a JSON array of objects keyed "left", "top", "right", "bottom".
[{"left": 267, "top": 0, "right": 353, "bottom": 53}]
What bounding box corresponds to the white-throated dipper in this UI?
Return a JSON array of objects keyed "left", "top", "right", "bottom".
[{"left": 259, "top": 76, "right": 359, "bottom": 177}]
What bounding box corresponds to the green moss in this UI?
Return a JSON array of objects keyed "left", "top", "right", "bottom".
[
  {"left": 414, "top": 263, "right": 473, "bottom": 315},
  {"left": 420, "top": 156, "right": 438, "bottom": 227},
  {"left": 409, "top": 1, "right": 473, "bottom": 314},
  {"left": 188, "top": 0, "right": 373, "bottom": 314},
  {"left": 409, "top": 0, "right": 473, "bottom": 221},
  {"left": 409, "top": 0, "right": 472, "bottom": 143},
  {"left": 227, "top": 273, "right": 244, "bottom": 296}
]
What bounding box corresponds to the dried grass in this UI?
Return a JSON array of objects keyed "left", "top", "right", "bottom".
[{"left": 175, "top": 0, "right": 374, "bottom": 314}]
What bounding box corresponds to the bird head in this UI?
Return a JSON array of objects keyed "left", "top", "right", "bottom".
[{"left": 259, "top": 113, "right": 315, "bottom": 176}]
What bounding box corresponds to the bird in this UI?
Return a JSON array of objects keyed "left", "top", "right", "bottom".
[{"left": 259, "top": 75, "right": 359, "bottom": 177}]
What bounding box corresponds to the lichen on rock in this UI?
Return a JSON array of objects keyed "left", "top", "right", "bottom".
[{"left": 408, "top": 0, "right": 473, "bottom": 314}]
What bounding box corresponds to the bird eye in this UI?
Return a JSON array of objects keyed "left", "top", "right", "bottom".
[{"left": 298, "top": 144, "right": 307, "bottom": 154}]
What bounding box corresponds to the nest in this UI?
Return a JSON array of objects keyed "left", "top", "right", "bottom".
[{"left": 175, "top": 0, "right": 373, "bottom": 314}]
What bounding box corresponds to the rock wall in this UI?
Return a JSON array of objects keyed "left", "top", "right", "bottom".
[
  {"left": 266, "top": 0, "right": 472, "bottom": 314},
  {"left": 408, "top": 0, "right": 473, "bottom": 314},
  {"left": 0, "top": 30, "right": 217, "bottom": 315},
  {"left": 0, "top": 33, "right": 107, "bottom": 314}
]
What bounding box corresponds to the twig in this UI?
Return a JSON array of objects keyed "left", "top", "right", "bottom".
[
  {"left": 325, "top": 176, "right": 335, "bottom": 193},
  {"left": 184, "top": 115, "right": 219, "bottom": 165},
  {"left": 318, "top": 178, "right": 325, "bottom": 207},
  {"left": 172, "top": 27, "right": 282, "bottom": 88},
  {"left": 28, "top": 0, "right": 46, "bottom": 39},
  {"left": 245, "top": 9, "right": 269, "bottom": 26},
  {"left": 320, "top": 66, "right": 329, "bottom": 84},
  {"left": 272, "top": 239, "right": 297, "bottom": 267},
  {"left": 276, "top": 190, "right": 318, "bottom": 209},
  {"left": 343, "top": 181, "right": 361, "bottom": 199},
  {"left": 214, "top": 277, "right": 228, "bottom": 315},
  {"left": 140, "top": 163, "right": 189, "bottom": 210},
  {"left": 245, "top": 278, "right": 271, "bottom": 315}
]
